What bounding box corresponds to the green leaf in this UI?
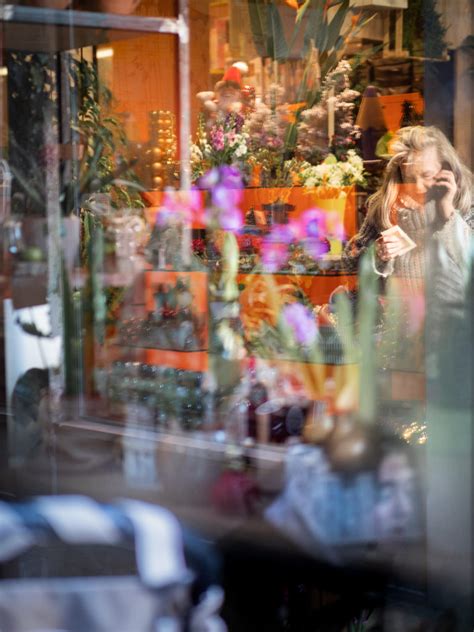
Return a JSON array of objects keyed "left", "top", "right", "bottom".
[
  {"left": 267, "top": 3, "right": 289, "bottom": 60},
  {"left": 302, "top": 0, "right": 325, "bottom": 56},
  {"left": 325, "top": 0, "right": 349, "bottom": 52},
  {"left": 358, "top": 246, "right": 379, "bottom": 425},
  {"left": 284, "top": 120, "right": 299, "bottom": 154},
  {"left": 320, "top": 48, "right": 338, "bottom": 79},
  {"left": 248, "top": 0, "right": 269, "bottom": 57},
  {"left": 296, "top": 0, "right": 311, "bottom": 24},
  {"left": 333, "top": 292, "right": 356, "bottom": 362}
]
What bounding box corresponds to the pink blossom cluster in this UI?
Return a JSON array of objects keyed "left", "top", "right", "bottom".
[{"left": 261, "top": 208, "right": 345, "bottom": 273}]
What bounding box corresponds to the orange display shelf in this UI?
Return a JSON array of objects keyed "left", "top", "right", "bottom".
[
  {"left": 144, "top": 348, "right": 208, "bottom": 371},
  {"left": 143, "top": 186, "right": 358, "bottom": 239},
  {"left": 237, "top": 271, "right": 357, "bottom": 306}
]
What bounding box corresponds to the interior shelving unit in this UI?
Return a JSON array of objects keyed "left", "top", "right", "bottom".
[{"left": 0, "top": 1, "right": 191, "bottom": 418}]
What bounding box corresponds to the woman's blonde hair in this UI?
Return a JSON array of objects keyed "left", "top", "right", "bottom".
[{"left": 367, "top": 125, "right": 472, "bottom": 231}]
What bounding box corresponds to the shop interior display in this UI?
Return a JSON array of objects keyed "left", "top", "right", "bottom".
[
  {"left": 0, "top": 0, "right": 431, "bottom": 440},
  {"left": 0, "top": 0, "right": 439, "bottom": 555},
  {"left": 2, "top": 1, "right": 473, "bottom": 629}
]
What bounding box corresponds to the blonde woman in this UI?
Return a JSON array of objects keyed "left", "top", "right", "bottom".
[{"left": 343, "top": 125, "right": 473, "bottom": 297}]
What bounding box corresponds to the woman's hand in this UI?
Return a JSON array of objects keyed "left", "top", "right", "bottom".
[
  {"left": 432, "top": 168, "right": 457, "bottom": 220},
  {"left": 375, "top": 234, "right": 406, "bottom": 261}
]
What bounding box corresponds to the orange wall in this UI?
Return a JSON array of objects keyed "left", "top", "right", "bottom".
[
  {"left": 105, "top": 0, "right": 209, "bottom": 145},
  {"left": 109, "top": 0, "right": 178, "bottom": 143}
]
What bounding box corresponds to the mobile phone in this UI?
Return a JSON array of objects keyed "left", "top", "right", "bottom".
[{"left": 428, "top": 161, "right": 452, "bottom": 201}]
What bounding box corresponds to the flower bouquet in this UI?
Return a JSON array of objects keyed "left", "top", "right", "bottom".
[
  {"left": 191, "top": 112, "right": 249, "bottom": 182},
  {"left": 299, "top": 150, "right": 366, "bottom": 192},
  {"left": 299, "top": 151, "right": 366, "bottom": 254},
  {"left": 245, "top": 85, "right": 295, "bottom": 189},
  {"left": 296, "top": 60, "right": 361, "bottom": 165}
]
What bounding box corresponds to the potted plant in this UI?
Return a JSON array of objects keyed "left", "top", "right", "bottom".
[
  {"left": 7, "top": 52, "right": 144, "bottom": 395},
  {"left": 298, "top": 150, "right": 366, "bottom": 254}
]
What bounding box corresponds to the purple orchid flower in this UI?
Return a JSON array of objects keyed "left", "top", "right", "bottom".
[
  {"left": 199, "top": 165, "right": 245, "bottom": 233},
  {"left": 267, "top": 223, "right": 298, "bottom": 245},
  {"left": 226, "top": 112, "right": 245, "bottom": 133},
  {"left": 303, "top": 237, "right": 331, "bottom": 259},
  {"left": 300, "top": 208, "right": 327, "bottom": 239},
  {"left": 199, "top": 168, "right": 220, "bottom": 189},
  {"left": 200, "top": 165, "right": 243, "bottom": 191},
  {"left": 218, "top": 165, "right": 243, "bottom": 189},
  {"left": 204, "top": 204, "right": 243, "bottom": 233},
  {"left": 282, "top": 303, "right": 318, "bottom": 346}
]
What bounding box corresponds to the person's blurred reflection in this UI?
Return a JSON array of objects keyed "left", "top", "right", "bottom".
[{"left": 374, "top": 449, "right": 417, "bottom": 539}]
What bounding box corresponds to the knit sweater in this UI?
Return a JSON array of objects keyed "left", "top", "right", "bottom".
[{"left": 342, "top": 199, "right": 473, "bottom": 300}]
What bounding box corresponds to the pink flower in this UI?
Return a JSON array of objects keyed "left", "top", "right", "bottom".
[
  {"left": 212, "top": 184, "right": 243, "bottom": 210},
  {"left": 282, "top": 303, "right": 318, "bottom": 346},
  {"left": 219, "top": 207, "right": 243, "bottom": 232},
  {"left": 268, "top": 223, "right": 298, "bottom": 245},
  {"left": 261, "top": 242, "right": 289, "bottom": 273},
  {"left": 260, "top": 223, "right": 300, "bottom": 272},
  {"left": 157, "top": 188, "right": 203, "bottom": 226},
  {"left": 210, "top": 127, "right": 225, "bottom": 151},
  {"left": 324, "top": 210, "right": 345, "bottom": 240}
]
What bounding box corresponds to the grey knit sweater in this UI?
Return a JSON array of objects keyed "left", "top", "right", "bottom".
[{"left": 342, "top": 199, "right": 473, "bottom": 301}]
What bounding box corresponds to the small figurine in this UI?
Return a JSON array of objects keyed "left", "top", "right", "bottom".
[{"left": 196, "top": 61, "right": 249, "bottom": 125}]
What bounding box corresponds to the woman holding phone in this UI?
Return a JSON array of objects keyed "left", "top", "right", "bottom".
[
  {"left": 342, "top": 125, "right": 473, "bottom": 298},
  {"left": 342, "top": 125, "right": 472, "bottom": 382}
]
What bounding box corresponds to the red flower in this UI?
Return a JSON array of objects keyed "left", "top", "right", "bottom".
[{"left": 192, "top": 238, "right": 206, "bottom": 255}]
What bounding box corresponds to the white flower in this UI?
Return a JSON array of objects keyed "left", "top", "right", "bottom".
[
  {"left": 190, "top": 143, "right": 203, "bottom": 163},
  {"left": 300, "top": 151, "right": 366, "bottom": 188},
  {"left": 235, "top": 143, "right": 247, "bottom": 158},
  {"left": 228, "top": 134, "right": 238, "bottom": 147}
]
